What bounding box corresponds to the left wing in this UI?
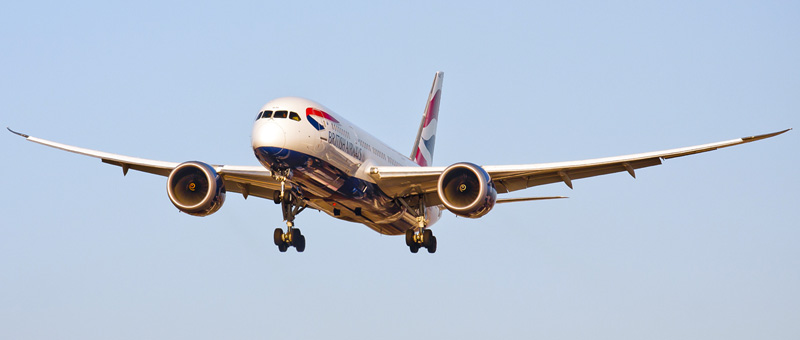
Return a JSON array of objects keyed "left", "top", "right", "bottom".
[
  {"left": 368, "top": 129, "right": 791, "bottom": 199},
  {"left": 8, "top": 128, "right": 281, "bottom": 200}
]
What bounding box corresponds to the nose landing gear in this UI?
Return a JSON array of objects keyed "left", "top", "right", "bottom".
[{"left": 273, "top": 174, "right": 307, "bottom": 252}]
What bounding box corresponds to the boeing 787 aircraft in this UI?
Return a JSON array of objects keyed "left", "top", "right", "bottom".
[{"left": 8, "top": 72, "right": 790, "bottom": 253}]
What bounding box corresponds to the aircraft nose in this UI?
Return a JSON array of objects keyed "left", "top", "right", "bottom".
[{"left": 252, "top": 120, "right": 286, "bottom": 150}]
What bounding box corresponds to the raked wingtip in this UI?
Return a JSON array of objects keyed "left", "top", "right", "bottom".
[
  {"left": 7, "top": 127, "right": 29, "bottom": 138},
  {"left": 742, "top": 128, "right": 791, "bottom": 142}
]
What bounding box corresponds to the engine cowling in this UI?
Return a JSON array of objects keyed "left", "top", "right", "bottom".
[
  {"left": 167, "top": 161, "right": 226, "bottom": 216},
  {"left": 437, "top": 162, "right": 497, "bottom": 218}
]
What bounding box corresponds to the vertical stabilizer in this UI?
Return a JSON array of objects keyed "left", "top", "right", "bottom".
[{"left": 410, "top": 71, "right": 444, "bottom": 166}]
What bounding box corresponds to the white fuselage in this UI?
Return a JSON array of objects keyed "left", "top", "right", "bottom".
[{"left": 251, "top": 97, "right": 440, "bottom": 235}]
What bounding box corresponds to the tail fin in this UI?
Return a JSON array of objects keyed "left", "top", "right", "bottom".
[{"left": 410, "top": 71, "right": 444, "bottom": 166}]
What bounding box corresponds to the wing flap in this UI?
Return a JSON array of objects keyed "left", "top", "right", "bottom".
[
  {"left": 223, "top": 178, "right": 278, "bottom": 200},
  {"left": 219, "top": 167, "right": 281, "bottom": 200},
  {"left": 367, "top": 167, "right": 443, "bottom": 197}
]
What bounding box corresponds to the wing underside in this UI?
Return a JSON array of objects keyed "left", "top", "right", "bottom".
[
  {"left": 8, "top": 128, "right": 280, "bottom": 200},
  {"left": 8, "top": 128, "right": 790, "bottom": 202},
  {"left": 368, "top": 129, "right": 790, "bottom": 199}
]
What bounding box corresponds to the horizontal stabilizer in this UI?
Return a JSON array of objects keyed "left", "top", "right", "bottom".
[{"left": 496, "top": 196, "right": 568, "bottom": 204}]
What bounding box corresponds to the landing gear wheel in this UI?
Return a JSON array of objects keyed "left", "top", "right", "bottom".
[
  {"left": 406, "top": 228, "right": 437, "bottom": 253},
  {"left": 273, "top": 228, "right": 283, "bottom": 246},
  {"left": 427, "top": 236, "right": 437, "bottom": 253},
  {"left": 290, "top": 228, "right": 305, "bottom": 252},
  {"left": 295, "top": 235, "right": 306, "bottom": 252},
  {"left": 273, "top": 191, "right": 281, "bottom": 204},
  {"left": 422, "top": 229, "right": 434, "bottom": 248},
  {"left": 278, "top": 243, "right": 288, "bottom": 252},
  {"left": 405, "top": 229, "right": 415, "bottom": 247},
  {"left": 291, "top": 229, "right": 302, "bottom": 244}
]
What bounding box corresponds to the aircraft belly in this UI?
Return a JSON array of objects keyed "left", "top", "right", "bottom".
[{"left": 255, "top": 146, "right": 418, "bottom": 235}]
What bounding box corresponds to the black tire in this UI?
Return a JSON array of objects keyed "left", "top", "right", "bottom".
[
  {"left": 273, "top": 191, "right": 281, "bottom": 204},
  {"left": 427, "top": 236, "right": 437, "bottom": 253},
  {"left": 410, "top": 244, "right": 420, "bottom": 253},
  {"left": 422, "top": 229, "right": 434, "bottom": 248},
  {"left": 295, "top": 235, "right": 306, "bottom": 252},
  {"left": 291, "top": 229, "right": 302, "bottom": 244},
  {"left": 273, "top": 228, "right": 284, "bottom": 246},
  {"left": 278, "top": 243, "right": 288, "bottom": 252},
  {"left": 405, "top": 229, "right": 415, "bottom": 247}
]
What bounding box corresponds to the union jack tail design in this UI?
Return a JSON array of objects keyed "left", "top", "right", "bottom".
[{"left": 410, "top": 71, "right": 444, "bottom": 167}]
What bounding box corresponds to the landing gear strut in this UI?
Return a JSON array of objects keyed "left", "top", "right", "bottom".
[
  {"left": 398, "top": 196, "right": 437, "bottom": 254},
  {"left": 273, "top": 174, "right": 306, "bottom": 252}
]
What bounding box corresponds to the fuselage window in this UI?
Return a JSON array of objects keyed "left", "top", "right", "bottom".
[
  {"left": 289, "top": 111, "right": 301, "bottom": 121},
  {"left": 274, "top": 110, "right": 288, "bottom": 119},
  {"left": 261, "top": 110, "right": 273, "bottom": 119}
]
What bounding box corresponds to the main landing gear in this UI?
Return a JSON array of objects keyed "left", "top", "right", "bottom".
[
  {"left": 272, "top": 175, "right": 306, "bottom": 253},
  {"left": 405, "top": 226, "right": 437, "bottom": 253},
  {"left": 398, "top": 196, "right": 437, "bottom": 254}
]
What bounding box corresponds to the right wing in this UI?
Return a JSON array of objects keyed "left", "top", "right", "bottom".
[
  {"left": 368, "top": 129, "right": 791, "bottom": 200},
  {"left": 485, "top": 129, "right": 791, "bottom": 193},
  {"left": 8, "top": 128, "right": 281, "bottom": 200}
]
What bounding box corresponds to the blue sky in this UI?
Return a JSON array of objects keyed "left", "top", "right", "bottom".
[{"left": 2, "top": 1, "right": 798, "bottom": 339}]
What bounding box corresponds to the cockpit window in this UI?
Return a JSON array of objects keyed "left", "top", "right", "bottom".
[
  {"left": 256, "top": 110, "right": 273, "bottom": 120},
  {"left": 273, "top": 110, "right": 288, "bottom": 119},
  {"left": 289, "top": 111, "right": 301, "bottom": 121}
]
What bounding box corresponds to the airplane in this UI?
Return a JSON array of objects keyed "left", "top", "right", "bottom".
[{"left": 8, "top": 71, "right": 791, "bottom": 254}]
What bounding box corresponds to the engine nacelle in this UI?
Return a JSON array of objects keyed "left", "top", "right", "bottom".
[
  {"left": 167, "top": 161, "right": 226, "bottom": 216},
  {"left": 437, "top": 162, "right": 497, "bottom": 218}
]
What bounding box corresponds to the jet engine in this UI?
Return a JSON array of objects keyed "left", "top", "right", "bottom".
[
  {"left": 437, "top": 162, "right": 496, "bottom": 218},
  {"left": 167, "top": 161, "right": 226, "bottom": 216}
]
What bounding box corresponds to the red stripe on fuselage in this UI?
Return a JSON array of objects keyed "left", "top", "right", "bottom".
[{"left": 306, "top": 107, "right": 340, "bottom": 123}]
